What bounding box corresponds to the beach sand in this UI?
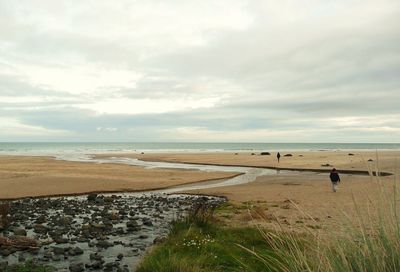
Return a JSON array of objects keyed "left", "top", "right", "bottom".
[
  {"left": 0, "top": 156, "right": 238, "bottom": 200},
  {"left": 2, "top": 151, "right": 400, "bottom": 231},
  {"left": 98, "top": 150, "right": 399, "bottom": 173},
  {"left": 97, "top": 151, "right": 400, "bottom": 230}
]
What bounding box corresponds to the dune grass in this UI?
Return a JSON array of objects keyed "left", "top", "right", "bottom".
[
  {"left": 243, "top": 158, "right": 400, "bottom": 272},
  {"left": 136, "top": 199, "right": 314, "bottom": 272},
  {"left": 136, "top": 200, "right": 289, "bottom": 272}
]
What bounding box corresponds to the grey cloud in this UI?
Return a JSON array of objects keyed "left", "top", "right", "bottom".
[{"left": 0, "top": 0, "right": 399, "bottom": 141}]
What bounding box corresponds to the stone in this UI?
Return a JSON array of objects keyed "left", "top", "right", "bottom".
[
  {"left": 260, "top": 152, "right": 271, "bottom": 155},
  {"left": 54, "top": 236, "right": 69, "bottom": 244},
  {"left": 142, "top": 219, "right": 153, "bottom": 226},
  {"left": 69, "top": 246, "right": 84, "bottom": 256},
  {"left": 12, "top": 227, "right": 27, "bottom": 236},
  {"left": 105, "top": 262, "right": 118, "bottom": 271},
  {"left": 69, "top": 262, "right": 84, "bottom": 272},
  {"left": 90, "top": 252, "right": 103, "bottom": 261},
  {"left": 0, "top": 261, "right": 8, "bottom": 270},
  {"left": 87, "top": 194, "right": 97, "bottom": 201},
  {"left": 153, "top": 236, "right": 166, "bottom": 244},
  {"left": 53, "top": 247, "right": 66, "bottom": 255},
  {"left": 33, "top": 224, "right": 48, "bottom": 234},
  {"left": 35, "top": 215, "right": 47, "bottom": 224},
  {"left": 91, "top": 260, "right": 104, "bottom": 270},
  {"left": 97, "top": 240, "right": 113, "bottom": 248}
]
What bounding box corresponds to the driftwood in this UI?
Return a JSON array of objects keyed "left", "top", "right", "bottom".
[{"left": 0, "top": 235, "right": 39, "bottom": 249}]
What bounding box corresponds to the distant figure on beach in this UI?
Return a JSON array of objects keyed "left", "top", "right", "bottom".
[
  {"left": 329, "top": 168, "right": 341, "bottom": 192},
  {"left": 277, "top": 152, "right": 281, "bottom": 163}
]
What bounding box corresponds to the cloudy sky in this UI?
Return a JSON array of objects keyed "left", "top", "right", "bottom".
[{"left": 1, "top": 0, "right": 399, "bottom": 142}]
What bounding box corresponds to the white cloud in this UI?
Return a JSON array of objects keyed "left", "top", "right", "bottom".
[
  {"left": 0, "top": 117, "right": 72, "bottom": 136},
  {"left": 96, "top": 127, "right": 118, "bottom": 132},
  {"left": 79, "top": 97, "right": 221, "bottom": 115}
]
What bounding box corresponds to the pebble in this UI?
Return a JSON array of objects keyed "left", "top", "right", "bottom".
[{"left": 0, "top": 194, "right": 224, "bottom": 271}]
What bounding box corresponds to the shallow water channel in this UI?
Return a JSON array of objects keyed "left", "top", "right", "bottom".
[{"left": 56, "top": 154, "right": 324, "bottom": 193}]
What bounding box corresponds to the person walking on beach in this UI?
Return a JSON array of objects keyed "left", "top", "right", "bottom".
[
  {"left": 277, "top": 152, "right": 281, "bottom": 163},
  {"left": 329, "top": 168, "right": 341, "bottom": 192}
]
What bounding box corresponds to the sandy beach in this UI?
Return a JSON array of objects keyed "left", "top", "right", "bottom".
[
  {"left": 0, "top": 155, "right": 238, "bottom": 199},
  {"left": 2, "top": 151, "right": 400, "bottom": 230},
  {"left": 97, "top": 151, "right": 400, "bottom": 230}
]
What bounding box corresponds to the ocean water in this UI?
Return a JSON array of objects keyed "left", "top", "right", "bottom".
[{"left": 0, "top": 142, "right": 399, "bottom": 156}]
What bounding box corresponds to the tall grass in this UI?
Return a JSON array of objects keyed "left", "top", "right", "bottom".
[
  {"left": 244, "top": 159, "right": 400, "bottom": 272},
  {"left": 137, "top": 200, "right": 275, "bottom": 272}
]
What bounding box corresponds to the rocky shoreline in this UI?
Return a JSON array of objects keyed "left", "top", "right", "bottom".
[{"left": 0, "top": 193, "right": 225, "bottom": 271}]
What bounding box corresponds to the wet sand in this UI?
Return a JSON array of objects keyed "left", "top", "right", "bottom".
[
  {"left": 98, "top": 150, "right": 399, "bottom": 173},
  {"left": 0, "top": 156, "right": 238, "bottom": 200}
]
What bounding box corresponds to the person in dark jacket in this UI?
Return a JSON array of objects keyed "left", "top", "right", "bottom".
[
  {"left": 329, "top": 168, "right": 341, "bottom": 192},
  {"left": 277, "top": 152, "right": 281, "bottom": 163}
]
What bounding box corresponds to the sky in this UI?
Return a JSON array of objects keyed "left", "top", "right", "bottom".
[{"left": 0, "top": 0, "right": 399, "bottom": 142}]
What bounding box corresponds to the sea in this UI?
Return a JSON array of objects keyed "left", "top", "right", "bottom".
[{"left": 0, "top": 142, "right": 399, "bottom": 157}]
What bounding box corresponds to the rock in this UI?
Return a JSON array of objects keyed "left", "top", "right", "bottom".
[
  {"left": 52, "top": 254, "right": 61, "bottom": 261},
  {"left": 142, "top": 218, "right": 153, "bottom": 226},
  {"left": 368, "top": 159, "right": 374, "bottom": 162},
  {"left": 117, "top": 253, "right": 124, "bottom": 260},
  {"left": 69, "top": 246, "right": 84, "bottom": 256},
  {"left": 153, "top": 236, "right": 166, "bottom": 244},
  {"left": 43, "top": 250, "right": 53, "bottom": 259},
  {"left": 348, "top": 153, "right": 355, "bottom": 156},
  {"left": 33, "top": 224, "right": 48, "bottom": 234},
  {"left": 139, "top": 234, "right": 148, "bottom": 239},
  {"left": 87, "top": 193, "right": 97, "bottom": 201},
  {"left": 97, "top": 240, "right": 113, "bottom": 248},
  {"left": 260, "top": 152, "right": 271, "bottom": 155},
  {"left": 69, "top": 262, "right": 84, "bottom": 272},
  {"left": 109, "top": 213, "right": 120, "bottom": 221},
  {"left": 1, "top": 248, "right": 11, "bottom": 256},
  {"left": 0, "top": 261, "right": 8, "bottom": 270},
  {"left": 35, "top": 215, "right": 47, "bottom": 224},
  {"left": 104, "top": 262, "right": 115, "bottom": 271},
  {"left": 91, "top": 260, "right": 104, "bottom": 270},
  {"left": 18, "top": 254, "right": 25, "bottom": 262},
  {"left": 126, "top": 220, "right": 140, "bottom": 231},
  {"left": 12, "top": 227, "right": 27, "bottom": 236},
  {"left": 104, "top": 197, "right": 114, "bottom": 203},
  {"left": 90, "top": 252, "right": 104, "bottom": 261},
  {"left": 54, "top": 236, "right": 69, "bottom": 244},
  {"left": 321, "top": 164, "right": 332, "bottom": 167},
  {"left": 95, "top": 198, "right": 105, "bottom": 205},
  {"left": 284, "top": 154, "right": 293, "bottom": 157}
]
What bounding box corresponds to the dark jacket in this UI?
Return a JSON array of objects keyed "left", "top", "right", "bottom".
[{"left": 330, "top": 172, "right": 340, "bottom": 183}]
